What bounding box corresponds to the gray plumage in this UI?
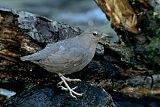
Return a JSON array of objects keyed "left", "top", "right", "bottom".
[{"left": 21, "top": 31, "right": 108, "bottom": 75}]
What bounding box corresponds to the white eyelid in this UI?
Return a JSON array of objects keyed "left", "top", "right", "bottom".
[{"left": 93, "top": 31, "right": 98, "bottom": 36}]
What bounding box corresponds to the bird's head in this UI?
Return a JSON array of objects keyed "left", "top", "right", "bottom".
[{"left": 88, "top": 30, "right": 112, "bottom": 43}]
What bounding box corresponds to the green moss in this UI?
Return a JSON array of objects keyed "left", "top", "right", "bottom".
[{"left": 145, "top": 30, "right": 160, "bottom": 63}]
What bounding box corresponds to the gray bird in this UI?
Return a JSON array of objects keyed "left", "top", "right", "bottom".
[{"left": 20, "top": 30, "right": 110, "bottom": 98}]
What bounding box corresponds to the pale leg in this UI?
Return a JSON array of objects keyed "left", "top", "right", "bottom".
[{"left": 58, "top": 73, "right": 83, "bottom": 98}]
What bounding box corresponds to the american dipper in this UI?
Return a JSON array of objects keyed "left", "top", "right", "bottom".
[{"left": 20, "top": 30, "right": 110, "bottom": 98}]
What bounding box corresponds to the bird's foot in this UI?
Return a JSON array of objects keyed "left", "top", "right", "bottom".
[
  {"left": 57, "top": 76, "right": 81, "bottom": 86},
  {"left": 59, "top": 85, "right": 83, "bottom": 98},
  {"left": 58, "top": 73, "right": 83, "bottom": 98}
]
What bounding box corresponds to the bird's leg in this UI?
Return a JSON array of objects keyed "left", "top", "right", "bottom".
[
  {"left": 61, "top": 76, "right": 81, "bottom": 82},
  {"left": 57, "top": 73, "right": 83, "bottom": 98}
]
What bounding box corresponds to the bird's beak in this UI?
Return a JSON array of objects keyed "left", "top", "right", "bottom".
[
  {"left": 100, "top": 33, "right": 112, "bottom": 44},
  {"left": 101, "top": 33, "right": 112, "bottom": 39}
]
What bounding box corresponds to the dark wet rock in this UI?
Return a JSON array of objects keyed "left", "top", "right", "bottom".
[
  {"left": 111, "top": 92, "right": 160, "bottom": 107},
  {"left": 2, "top": 82, "right": 116, "bottom": 107},
  {"left": 1, "top": 5, "right": 160, "bottom": 107}
]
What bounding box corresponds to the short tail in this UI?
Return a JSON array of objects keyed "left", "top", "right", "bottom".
[
  {"left": 20, "top": 55, "right": 31, "bottom": 61},
  {"left": 20, "top": 52, "right": 45, "bottom": 61},
  {"left": 20, "top": 54, "right": 37, "bottom": 61}
]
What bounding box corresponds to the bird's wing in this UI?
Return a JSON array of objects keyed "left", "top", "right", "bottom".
[
  {"left": 38, "top": 46, "right": 91, "bottom": 68},
  {"left": 20, "top": 43, "right": 59, "bottom": 61},
  {"left": 54, "top": 47, "right": 87, "bottom": 65}
]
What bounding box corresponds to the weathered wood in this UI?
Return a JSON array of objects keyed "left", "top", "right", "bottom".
[
  {"left": 95, "top": 0, "right": 160, "bottom": 69},
  {"left": 0, "top": 8, "right": 82, "bottom": 89},
  {"left": 95, "top": 0, "right": 160, "bottom": 103}
]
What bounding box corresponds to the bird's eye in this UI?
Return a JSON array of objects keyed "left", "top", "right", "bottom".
[{"left": 92, "top": 32, "right": 98, "bottom": 36}]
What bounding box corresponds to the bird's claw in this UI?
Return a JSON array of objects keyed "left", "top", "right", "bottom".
[
  {"left": 58, "top": 73, "right": 83, "bottom": 98},
  {"left": 58, "top": 85, "right": 78, "bottom": 91},
  {"left": 69, "top": 89, "right": 83, "bottom": 99}
]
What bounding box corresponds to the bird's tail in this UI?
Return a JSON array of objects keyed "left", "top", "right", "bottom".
[
  {"left": 20, "top": 55, "right": 31, "bottom": 61},
  {"left": 20, "top": 54, "right": 38, "bottom": 61}
]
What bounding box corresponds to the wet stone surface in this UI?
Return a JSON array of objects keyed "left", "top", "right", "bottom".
[{"left": 2, "top": 82, "right": 116, "bottom": 107}]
